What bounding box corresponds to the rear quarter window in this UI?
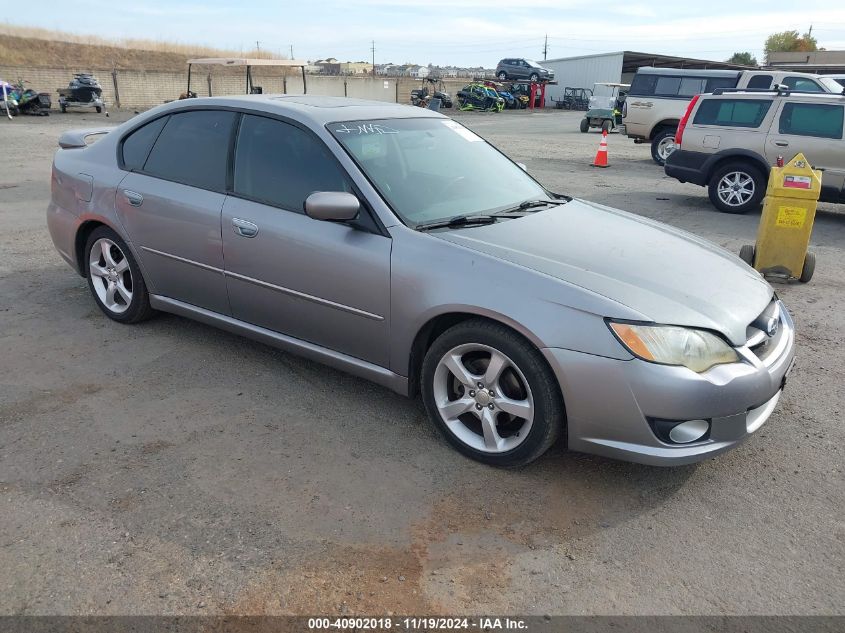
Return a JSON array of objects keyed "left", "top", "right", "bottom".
[
  {"left": 121, "top": 116, "right": 168, "bottom": 170},
  {"left": 779, "top": 103, "right": 844, "bottom": 139},
  {"left": 693, "top": 99, "right": 773, "bottom": 128}
]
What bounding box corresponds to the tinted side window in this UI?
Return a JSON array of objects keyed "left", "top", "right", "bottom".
[
  {"left": 121, "top": 116, "right": 168, "bottom": 170},
  {"left": 779, "top": 103, "right": 844, "bottom": 139},
  {"left": 234, "top": 115, "right": 350, "bottom": 212},
  {"left": 678, "top": 78, "right": 707, "bottom": 96},
  {"left": 783, "top": 77, "right": 823, "bottom": 92},
  {"left": 629, "top": 74, "right": 657, "bottom": 96},
  {"left": 654, "top": 76, "right": 681, "bottom": 96},
  {"left": 746, "top": 75, "right": 773, "bottom": 89},
  {"left": 706, "top": 77, "right": 739, "bottom": 92},
  {"left": 693, "top": 99, "right": 773, "bottom": 128},
  {"left": 143, "top": 110, "right": 236, "bottom": 191}
]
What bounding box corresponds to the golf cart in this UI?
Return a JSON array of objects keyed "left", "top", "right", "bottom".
[
  {"left": 184, "top": 58, "right": 309, "bottom": 98},
  {"left": 579, "top": 82, "right": 629, "bottom": 133}
]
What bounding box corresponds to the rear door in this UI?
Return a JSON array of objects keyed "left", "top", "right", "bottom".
[
  {"left": 765, "top": 101, "right": 845, "bottom": 201},
  {"left": 116, "top": 109, "right": 236, "bottom": 314},
  {"left": 221, "top": 114, "right": 392, "bottom": 366}
]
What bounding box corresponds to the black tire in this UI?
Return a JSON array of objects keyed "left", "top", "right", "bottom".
[
  {"left": 601, "top": 119, "right": 612, "bottom": 133},
  {"left": 84, "top": 226, "right": 155, "bottom": 324},
  {"left": 579, "top": 118, "right": 589, "bottom": 133},
  {"left": 800, "top": 251, "right": 816, "bottom": 283},
  {"left": 707, "top": 161, "right": 766, "bottom": 214},
  {"left": 497, "top": 71, "right": 507, "bottom": 81},
  {"left": 420, "top": 319, "right": 565, "bottom": 467},
  {"left": 529, "top": 73, "right": 539, "bottom": 82},
  {"left": 739, "top": 244, "right": 755, "bottom": 267},
  {"left": 650, "top": 128, "right": 676, "bottom": 165},
  {"left": 95, "top": 106, "right": 102, "bottom": 113}
]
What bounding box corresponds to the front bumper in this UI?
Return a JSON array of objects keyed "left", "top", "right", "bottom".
[{"left": 541, "top": 305, "right": 796, "bottom": 466}]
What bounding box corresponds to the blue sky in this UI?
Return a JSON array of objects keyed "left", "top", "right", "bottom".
[{"left": 5, "top": 1, "right": 845, "bottom": 67}]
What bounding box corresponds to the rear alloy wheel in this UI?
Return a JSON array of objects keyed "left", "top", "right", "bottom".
[
  {"left": 85, "top": 226, "right": 154, "bottom": 323},
  {"left": 421, "top": 320, "right": 564, "bottom": 467},
  {"left": 497, "top": 71, "right": 507, "bottom": 81},
  {"left": 650, "top": 129, "right": 676, "bottom": 165},
  {"left": 708, "top": 162, "right": 765, "bottom": 214}
]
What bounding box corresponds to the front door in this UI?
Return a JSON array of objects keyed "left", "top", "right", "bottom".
[
  {"left": 221, "top": 114, "right": 392, "bottom": 367},
  {"left": 115, "top": 109, "right": 236, "bottom": 314}
]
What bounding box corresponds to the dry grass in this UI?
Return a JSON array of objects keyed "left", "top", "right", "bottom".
[{"left": 0, "top": 22, "right": 285, "bottom": 71}]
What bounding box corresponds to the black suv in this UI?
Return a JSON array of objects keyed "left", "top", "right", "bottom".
[{"left": 495, "top": 59, "right": 554, "bottom": 82}]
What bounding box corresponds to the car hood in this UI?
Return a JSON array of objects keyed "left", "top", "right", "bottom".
[{"left": 434, "top": 199, "right": 772, "bottom": 346}]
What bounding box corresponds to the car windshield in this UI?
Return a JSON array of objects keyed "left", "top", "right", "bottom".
[
  {"left": 329, "top": 118, "right": 550, "bottom": 226},
  {"left": 819, "top": 76, "right": 845, "bottom": 93}
]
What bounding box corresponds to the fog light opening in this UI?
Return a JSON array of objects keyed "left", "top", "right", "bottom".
[{"left": 668, "top": 419, "right": 710, "bottom": 444}]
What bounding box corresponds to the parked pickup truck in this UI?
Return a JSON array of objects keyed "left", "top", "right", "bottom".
[{"left": 623, "top": 66, "right": 843, "bottom": 165}]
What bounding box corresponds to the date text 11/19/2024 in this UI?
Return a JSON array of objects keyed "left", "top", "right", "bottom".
[{"left": 307, "top": 616, "right": 528, "bottom": 630}]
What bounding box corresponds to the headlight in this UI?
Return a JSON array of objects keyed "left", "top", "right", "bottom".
[{"left": 608, "top": 321, "right": 739, "bottom": 373}]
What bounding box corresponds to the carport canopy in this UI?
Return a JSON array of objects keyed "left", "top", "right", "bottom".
[
  {"left": 620, "top": 51, "right": 756, "bottom": 72},
  {"left": 186, "top": 57, "right": 310, "bottom": 95}
]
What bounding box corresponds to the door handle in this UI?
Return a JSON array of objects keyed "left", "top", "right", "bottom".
[
  {"left": 774, "top": 140, "right": 789, "bottom": 147},
  {"left": 123, "top": 190, "right": 143, "bottom": 207},
  {"left": 232, "top": 217, "right": 259, "bottom": 238}
]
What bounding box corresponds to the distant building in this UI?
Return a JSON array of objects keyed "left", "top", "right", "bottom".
[
  {"left": 766, "top": 50, "right": 845, "bottom": 75},
  {"left": 313, "top": 58, "right": 341, "bottom": 75},
  {"left": 340, "top": 61, "right": 373, "bottom": 75}
]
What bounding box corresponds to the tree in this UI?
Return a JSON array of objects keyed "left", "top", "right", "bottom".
[
  {"left": 727, "top": 52, "right": 758, "bottom": 66},
  {"left": 764, "top": 30, "right": 818, "bottom": 55}
]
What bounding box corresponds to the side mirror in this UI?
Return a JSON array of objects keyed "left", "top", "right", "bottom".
[
  {"left": 517, "top": 162, "right": 528, "bottom": 172},
  {"left": 304, "top": 192, "right": 360, "bottom": 222}
]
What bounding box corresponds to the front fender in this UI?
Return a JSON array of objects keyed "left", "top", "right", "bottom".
[{"left": 388, "top": 227, "right": 637, "bottom": 376}]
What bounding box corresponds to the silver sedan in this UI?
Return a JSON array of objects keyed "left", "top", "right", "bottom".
[{"left": 47, "top": 96, "right": 795, "bottom": 467}]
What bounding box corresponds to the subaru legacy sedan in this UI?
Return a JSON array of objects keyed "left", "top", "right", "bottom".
[{"left": 47, "top": 96, "right": 795, "bottom": 467}]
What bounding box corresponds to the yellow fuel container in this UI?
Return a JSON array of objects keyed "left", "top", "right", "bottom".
[{"left": 743, "top": 152, "right": 819, "bottom": 283}]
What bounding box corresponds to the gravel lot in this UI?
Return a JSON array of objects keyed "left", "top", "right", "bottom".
[{"left": 0, "top": 107, "right": 843, "bottom": 616}]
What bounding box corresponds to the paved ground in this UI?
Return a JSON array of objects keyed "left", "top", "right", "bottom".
[{"left": 0, "top": 107, "right": 843, "bottom": 616}]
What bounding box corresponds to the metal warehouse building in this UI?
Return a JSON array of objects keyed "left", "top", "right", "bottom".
[{"left": 541, "top": 51, "right": 753, "bottom": 105}]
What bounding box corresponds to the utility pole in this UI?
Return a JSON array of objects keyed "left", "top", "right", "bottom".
[
  {"left": 371, "top": 40, "right": 376, "bottom": 72},
  {"left": 255, "top": 41, "right": 261, "bottom": 53},
  {"left": 289, "top": 44, "right": 294, "bottom": 59},
  {"left": 542, "top": 34, "right": 548, "bottom": 60}
]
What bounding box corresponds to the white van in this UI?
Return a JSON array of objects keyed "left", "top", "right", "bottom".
[{"left": 623, "top": 67, "right": 843, "bottom": 164}]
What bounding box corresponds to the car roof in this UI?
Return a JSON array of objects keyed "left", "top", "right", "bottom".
[
  {"left": 635, "top": 66, "right": 740, "bottom": 78},
  {"left": 155, "top": 95, "right": 444, "bottom": 124},
  {"left": 699, "top": 90, "right": 845, "bottom": 102}
]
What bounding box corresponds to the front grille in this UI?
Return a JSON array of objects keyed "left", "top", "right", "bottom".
[{"left": 745, "top": 299, "right": 785, "bottom": 364}]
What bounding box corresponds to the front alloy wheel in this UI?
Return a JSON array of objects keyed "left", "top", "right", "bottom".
[
  {"left": 433, "top": 343, "right": 534, "bottom": 454},
  {"left": 421, "top": 320, "right": 564, "bottom": 467}
]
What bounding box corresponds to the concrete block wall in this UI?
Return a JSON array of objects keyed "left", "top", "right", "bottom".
[{"left": 1, "top": 65, "right": 471, "bottom": 111}]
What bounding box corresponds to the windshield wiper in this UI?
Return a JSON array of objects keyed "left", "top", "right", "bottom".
[
  {"left": 415, "top": 214, "right": 500, "bottom": 231},
  {"left": 494, "top": 198, "right": 568, "bottom": 216}
]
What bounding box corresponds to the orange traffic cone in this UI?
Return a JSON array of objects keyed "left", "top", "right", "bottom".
[{"left": 592, "top": 129, "right": 609, "bottom": 168}]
